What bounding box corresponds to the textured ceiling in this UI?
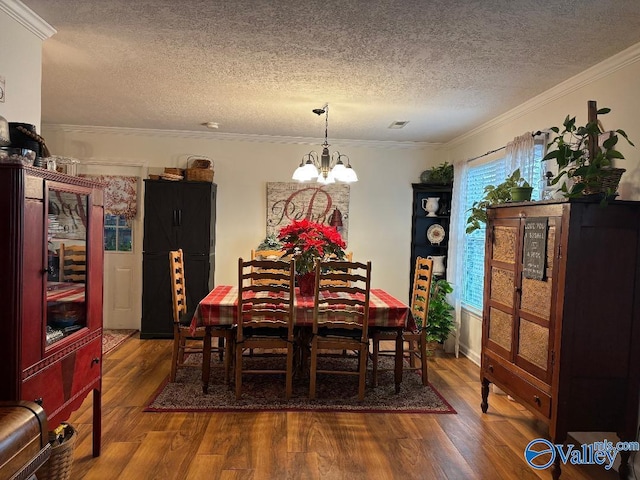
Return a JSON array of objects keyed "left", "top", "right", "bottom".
[{"left": 20, "top": 0, "right": 640, "bottom": 143}]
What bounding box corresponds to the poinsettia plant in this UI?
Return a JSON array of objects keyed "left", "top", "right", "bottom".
[{"left": 277, "top": 219, "right": 346, "bottom": 275}]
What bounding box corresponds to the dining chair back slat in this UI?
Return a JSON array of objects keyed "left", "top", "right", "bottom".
[
  {"left": 250, "top": 249, "right": 292, "bottom": 286},
  {"left": 319, "top": 252, "right": 353, "bottom": 286}
]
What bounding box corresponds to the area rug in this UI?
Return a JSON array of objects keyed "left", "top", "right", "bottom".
[
  {"left": 102, "top": 329, "right": 138, "bottom": 355},
  {"left": 144, "top": 354, "right": 456, "bottom": 414}
]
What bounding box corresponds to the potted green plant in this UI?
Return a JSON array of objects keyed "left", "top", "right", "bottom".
[
  {"left": 428, "top": 161, "right": 454, "bottom": 184},
  {"left": 544, "top": 106, "right": 634, "bottom": 200},
  {"left": 256, "top": 234, "right": 283, "bottom": 251},
  {"left": 465, "top": 168, "right": 527, "bottom": 234},
  {"left": 509, "top": 177, "right": 533, "bottom": 202},
  {"left": 423, "top": 278, "right": 455, "bottom": 351}
]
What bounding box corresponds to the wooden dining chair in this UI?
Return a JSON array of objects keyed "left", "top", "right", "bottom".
[
  {"left": 319, "top": 251, "right": 353, "bottom": 287},
  {"left": 235, "top": 257, "right": 296, "bottom": 400},
  {"left": 249, "top": 249, "right": 291, "bottom": 286},
  {"left": 169, "top": 249, "right": 233, "bottom": 383},
  {"left": 58, "top": 243, "right": 86, "bottom": 283},
  {"left": 309, "top": 259, "right": 372, "bottom": 401},
  {"left": 370, "top": 256, "right": 434, "bottom": 386}
]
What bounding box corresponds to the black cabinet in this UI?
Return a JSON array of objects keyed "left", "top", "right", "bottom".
[
  {"left": 141, "top": 180, "right": 217, "bottom": 338},
  {"left": 409, "top": 183, "right": 453, "bottom": 297}
]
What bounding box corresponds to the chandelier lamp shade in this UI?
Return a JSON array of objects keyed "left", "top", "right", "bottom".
[{"left": 292, "top": 104, "right": 358, "bottom": 184}]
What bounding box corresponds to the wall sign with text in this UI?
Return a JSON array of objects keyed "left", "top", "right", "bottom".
[
  {"left": 523, "top": 217, "right": 548, "bottom": 280},
  {"left": 266, "top": 182, "right": 350, "bottom": 243}
]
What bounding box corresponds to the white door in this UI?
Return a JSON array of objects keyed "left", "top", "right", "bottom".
[{"left": 80, "top": 161, "right": 147, "bottom": 330}]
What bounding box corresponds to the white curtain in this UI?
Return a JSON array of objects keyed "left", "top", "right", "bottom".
[
  {"left": 447, "top": 131, "right": 537, "bottom": 358},
  {"left": 506, "top": 132, "right": 537, "bottom": 189},
  {"left": 446, "top": 156, "right": 469, "bottom": 358}
]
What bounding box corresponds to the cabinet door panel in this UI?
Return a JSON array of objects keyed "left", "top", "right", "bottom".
[
  {"left": 518, "top": 318, "right": 549, "bottom": 370},
  {"left": 489, "top": 267, "right": 514, "bottom": 308},
  {"left": 483, "top": 218, "right": 519, "bottom": 360},
  {"left": 487, "top": 307, "right": 513, "bottom": 352},
  {"left": 492, "top": 225, "right": 518, "bottom": 264},
  {"left": 141, "top": 253, "right": 173, "bottom": 338},
  {"left": 176, "top": 183, "right": 212, "bottom": 253},
  {"left": 514, "top": 216, "right": 560, "bottom": 383},
  {"left": 23, "top": 199, "right": 45, "bottom": 368},
  {"left": 143, "top": 181, "right": 178, "bottom": 252}
]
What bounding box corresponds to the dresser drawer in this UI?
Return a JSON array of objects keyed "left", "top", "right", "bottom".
[
  {"left": 22, "top": 337, "right": 101, "bottom": 421},
  {"left": 482, "top": 355, "right": 551, "bottom": 418}
]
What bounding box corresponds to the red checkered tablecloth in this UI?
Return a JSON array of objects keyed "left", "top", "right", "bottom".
[
  {"left": 191, "top": 285, "right": 410, "bottom": 334},
  {"left": 46, "top": 282, "right": 85, "bottom": 302}
]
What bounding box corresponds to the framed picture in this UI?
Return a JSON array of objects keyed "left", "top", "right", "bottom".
[{"left": 266, "top": 182, "right": 350, "bottom": 243}]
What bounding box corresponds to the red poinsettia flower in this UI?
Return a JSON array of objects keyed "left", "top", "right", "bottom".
[{"left": 277, "top": 219, "right": 346, "bottom": 274}]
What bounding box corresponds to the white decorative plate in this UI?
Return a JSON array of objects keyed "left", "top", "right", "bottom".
[{"left": 427, "top": 224, "right": 446, "bottom": 245}]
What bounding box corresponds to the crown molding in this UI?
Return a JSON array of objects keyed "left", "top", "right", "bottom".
[
  {"left": 0, "top": 0, "right": 56, "bottom": 40},
  {"left": 42, "top": 123, "right": 439, "bottom": 151},
  {"left": 447, "top": 41, "right": 640, "bottom": 148}
]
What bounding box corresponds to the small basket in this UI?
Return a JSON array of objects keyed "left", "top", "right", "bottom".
[
  {"left": 37, "top": 423, "right": 77, "bottom": 480},
  {"left": 186, "top": 156, "right": 214, "bottom": 183},
  {"left": 190, "top": 158, "right": 212, "bottom": 169},
  {"left": 164, "top": 167, "right": 185, "bottom": 177},
  {"left": 572, "top": 167, "right": 625, "bottom": 195}
]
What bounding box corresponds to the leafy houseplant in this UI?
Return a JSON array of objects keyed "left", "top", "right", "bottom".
[
  {"left": 256, "top": 234, "right": 283, "bottom": 251},
  {"left": 429, "top": 161, "right": 454, "bottom": 184},
  {"left": 417, "top": 278, "right": 455, "bottom": 346},
  {"left": 465, "top": 168, "right": 527, "bottom": 234},
  {"left": 544, "top": 106, "right": 634, "bottom": 200}
]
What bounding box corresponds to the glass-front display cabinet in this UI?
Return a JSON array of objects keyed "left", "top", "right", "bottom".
[
  {"left": 0, "top": 165, "right": 104, "bottom": 457},
  {"left": 46, "top": 184, "right": 90, "bottom": 345}
]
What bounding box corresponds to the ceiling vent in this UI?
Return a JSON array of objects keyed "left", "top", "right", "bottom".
[{"left": 388, "top": 121, "right": 409, "bottom": 129}]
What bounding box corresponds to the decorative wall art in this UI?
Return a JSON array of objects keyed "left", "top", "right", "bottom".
[
  {"left": 266, "top": 182, "right": 350, "bottom": 243},
  {"left": 80, "top": 175, "right": 139, "bottom": 218}
]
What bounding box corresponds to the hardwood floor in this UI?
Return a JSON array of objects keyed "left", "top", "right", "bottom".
[{"left": 66, "top": 337, "right": 621, "bottom": 479}]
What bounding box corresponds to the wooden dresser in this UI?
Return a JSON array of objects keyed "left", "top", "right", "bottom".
[
  {"left": 0, "top": 165, "right": 104, "bottom": 457},
  {"left": 480, "top": 199, "right": 640, "bottom": 479}
]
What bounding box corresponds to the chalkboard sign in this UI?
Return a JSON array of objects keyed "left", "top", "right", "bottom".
[{"left": 523, "top": 218, "right": 547, "bottom": 280}]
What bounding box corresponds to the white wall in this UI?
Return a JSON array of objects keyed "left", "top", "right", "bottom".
[
  {"left": 0, "top": 0, "right": 54, "bottom": 127},
  {"left": 445, "top": 43, "right": 640, "bottom": 362},
  {"left": 41, "top": 126, "right": 440, "bottom": 307}
]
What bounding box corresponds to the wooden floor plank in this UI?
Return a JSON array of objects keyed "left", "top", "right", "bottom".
[{"left": 61, "top": 338, "right": 620, "bottom": 479}]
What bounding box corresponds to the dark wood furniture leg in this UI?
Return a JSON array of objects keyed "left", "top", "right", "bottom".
[
  {"left": 92, "top": 388, "right": 101, "bottom": 456},
  {"left": 394, "top": 327, "right": 403, "bottom": 393},
  {"left": 481, "top": 378, "right": 489, "bottom": 413},
  {"left": 202, "top": 326, "right": 212, "bottom": 394}
]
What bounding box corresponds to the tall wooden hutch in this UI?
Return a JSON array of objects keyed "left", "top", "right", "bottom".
[
  {"left": 480, "top": 199, "right": 640, "bottom": 479},
  {"left": 0, "top": 164, "right": 104, "bottom": 456}
]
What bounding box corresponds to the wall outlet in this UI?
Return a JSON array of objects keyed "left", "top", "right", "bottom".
[{"left": 0, "top": 75, "right": 5, "bottom": 103}]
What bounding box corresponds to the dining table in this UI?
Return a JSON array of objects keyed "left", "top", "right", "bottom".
[{"left": 191, "top": 284, "right": 411, "bottom": 394}]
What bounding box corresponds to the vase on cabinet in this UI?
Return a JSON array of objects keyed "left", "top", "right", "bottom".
[
  {"left": 428, "top": 255, "right": 446, "bottom": 276},
  {"left": 422, "top": 197, "right": 440, "bottom": 217}
]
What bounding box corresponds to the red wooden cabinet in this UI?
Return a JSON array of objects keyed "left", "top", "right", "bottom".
[{"left": 0, "top": 165, "right": 104, "bottom": 457}]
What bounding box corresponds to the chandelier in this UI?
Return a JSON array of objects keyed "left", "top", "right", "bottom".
[{"left": 292, "top": 104, "right": 358, "bottom": 184}]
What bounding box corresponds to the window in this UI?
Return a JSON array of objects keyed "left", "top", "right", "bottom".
[
  {"left": 104, "top": 214, "right": 132, "bottom": 252},
  {"left": 461, "top": 141, "right": 545, "bottom": 311}
]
